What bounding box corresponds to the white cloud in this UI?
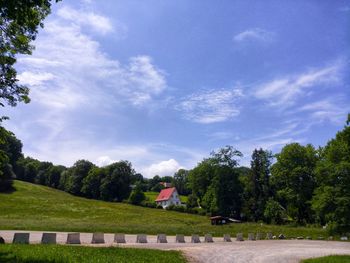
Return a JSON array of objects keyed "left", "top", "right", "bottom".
[
  {"left": 95, "top": 156, "right": 116, "bottom": 167},
  {"left": 57, "top": 6, "right": 114, "bottom": 35},
  {"left": 177, "top": 89, "right": 243, "bottom": 123},
  {"left": 142, "top": 159, "right": 183, "bottom": 177},
  {"left": 2, "top": 5, "right": 173, "bottom": 174},
  {"left": 298, "top": 97, "right": 350, "bottom": 124},
  {"left": 17, "top": 10, "right": 166, "bottom": 110},
  {"left": 254, "top": 62, "right": 342, "bottom": 107},
  {"left": 233, "top": 28, "right": 275, "bottom": 43},
  {"left": 17, "top": 72, "right": 55, "bottom": 86}
]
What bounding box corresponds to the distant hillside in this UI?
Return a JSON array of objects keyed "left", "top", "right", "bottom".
[{"left": 0, "top": 180, "right": 326, "bottom": 238}]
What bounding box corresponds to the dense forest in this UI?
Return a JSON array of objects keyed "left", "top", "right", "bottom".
[{"left": 1, "top": 115, "right": 349, "bottom": 234}]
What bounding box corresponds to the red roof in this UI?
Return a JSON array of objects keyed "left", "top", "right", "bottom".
[{"left": 155, "top": 187, "right": 176, "bottom": 202}]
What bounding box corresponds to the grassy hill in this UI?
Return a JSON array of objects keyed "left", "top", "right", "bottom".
[{"left": 0, "top": 180, "right": 328, "bottom": 238}]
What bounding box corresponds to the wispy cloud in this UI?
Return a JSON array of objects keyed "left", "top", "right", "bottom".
[
  {"left": 176, "top": 89, "right": 243, "bottom": 124},
  {"left": 57, "top": 5, "right": 114, "bottom": 35},
  {"left": 17, "top": 7, "right": 167, "bottom": 110},
  {"left": 6, "top": 5, "right": 171, "bottom": 174},
  {"left": 254, "top": 62, "right": 343, "bottom": 108},
  {"left": 298, "top": 96, "right": 350, "bottom": 124},
  {"left": 233, "top": 28, "right": 275, "bottom": 43}
]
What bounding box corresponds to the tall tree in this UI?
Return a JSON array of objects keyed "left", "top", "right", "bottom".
[
  {"left": 0, "top": 0, "right": 60, "bottom": 108},
  {"left": 243, "top": 149, "right": 273, "bottom": 221},
  {"left": 271, "top": 143, "right": 318, "bottom": 224},
  {"left": 189, "top": 146, "right": 243, "bottom": 217},
  {"left": 81, "top": 167, "right": 105, "bottom": 199},
  {"left": 66, "top": 160, "right": 95, "bottom": 196},
  {"left": 172, "top": 169, "right": 190, "bottom": 195},
  {"left": 0, "top": 126, "right": 22, "bottom": 191},
  {"left": 312, "top": 114, "right": 350, "bottom": 233},
  {"left": 100, "top": 161, "right": 133, "bottom": 202}
]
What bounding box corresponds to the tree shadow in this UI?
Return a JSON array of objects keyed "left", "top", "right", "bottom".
[{"left": 0, "top": 185, "right": 17, "bottom": 194}]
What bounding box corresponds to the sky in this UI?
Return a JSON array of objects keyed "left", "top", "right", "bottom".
[{"left": 3, "top": 0, "right": 350, "bottom": 177}]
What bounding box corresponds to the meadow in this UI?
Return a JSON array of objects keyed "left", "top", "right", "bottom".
[
  {"left": 0, "top": 244, "right": 186, "bottom": 263},
  {"left": 0, "top": 180, "right": 329, "bottom": 239},
  {"left": 302, "top": 255, "right": 350, "bottom": 263}
]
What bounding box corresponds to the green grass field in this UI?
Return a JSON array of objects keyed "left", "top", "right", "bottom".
[
  {"left": 301, "top": 255, "right": 350, "bottom": 263},
  {"left": 0, "top": 244, "right": 186, "bottom": 263},
  {"left": 0, "top": 180, "right": 328, "bottom": 238},
  {"left": 144, "top": 191, "right": 188, "bottom": 203}
]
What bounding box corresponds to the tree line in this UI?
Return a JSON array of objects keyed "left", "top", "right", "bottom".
[{"left": 1, "top": 115, "right": 349, "bottom": 234}]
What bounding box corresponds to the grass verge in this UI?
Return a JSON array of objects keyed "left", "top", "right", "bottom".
[
  {"left": 301, "top": 255, "right": 350, "bottom": 262},
  {"left": 0, "top": 244, "right": 187, "bottom": 263}
]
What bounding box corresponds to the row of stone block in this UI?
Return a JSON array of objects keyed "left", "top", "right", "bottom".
[{"left": 5, "top": 232, "right": 280, "bottom": 244}]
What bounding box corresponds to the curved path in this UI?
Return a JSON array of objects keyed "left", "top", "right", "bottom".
[{"left": 1, "top": 230, "right": 350, "bottom": 263}]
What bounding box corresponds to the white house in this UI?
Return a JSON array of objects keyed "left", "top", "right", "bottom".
[{"left": 155, "top": 187, "right": 181, "bottom": 208}]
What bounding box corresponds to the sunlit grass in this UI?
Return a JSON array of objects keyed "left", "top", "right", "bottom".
[
  {"left": 0, "top": 244, "right": 187, "bottom": 263},
  {"left": 0, "top": 180, "right": 328, "bottom": 238},
  {"left": 301, "top": 255, "right": 350, "bottom": 263}
]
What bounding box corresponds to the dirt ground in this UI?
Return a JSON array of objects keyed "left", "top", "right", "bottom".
[{"left": 1, "top": 230, "right": 350, "bottom": 263}]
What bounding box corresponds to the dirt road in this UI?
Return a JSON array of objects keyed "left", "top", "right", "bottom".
[{"left": 1, "top": 230, "right": 349, "bottom": 263}]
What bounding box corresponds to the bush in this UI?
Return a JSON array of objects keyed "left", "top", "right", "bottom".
[
  {"left": 128, "top": 184, "right": 146, "bottom": 205},
  {"left": 264, "top": 198, "right": 285, "bottom": 224}
]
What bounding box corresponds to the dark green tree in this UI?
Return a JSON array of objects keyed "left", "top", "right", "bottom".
[
  {"left": 23, "top": 162, "right": 37, "bottom": 182},
  {"left": 189, "top": 146, "right": 243, "bottom": 216},
  {"left": 46, "top": 165, "right": 65, "bottom": 188},
  {"left": 128, "top": 183, "right": 146, "bottom": 205},
  {"left": 0, "top": 126, "right": 22, "bottom": 191},
  {"left": 186, "top": 194, "right": 199, "bottom": 208},
  {"left": 66, "top": 160, "right": 95, "bottom": 196},
  {"left": 100, "top": 161, "right": 133, "bottom": 202},
  {"left": 172, "top": 169, "right": 190, "bottom": 195},
  {"left": 312, "top": 115, "right": 350, "bottom": 232},
  {"left": 271, "top": 143, "right": 318, "bottom": 224},
  {"left": 263, "top": 198, "right": 285, "bottom": 224},
  {"left": 242, "top": 149, "right": 273, "bottom": 221},
  {"left": 81, "top": 167, "right": 105, "bottom": 199},
  {"left": 58, "top": 169, "right": 71, "bottom": 191}
]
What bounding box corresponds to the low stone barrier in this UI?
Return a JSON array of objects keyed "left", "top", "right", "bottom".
[
  {"left": 13, "top": 233, "right": 30, "bottom": 244},
  {"left": 204, "top": 234, "right": 214, "bottom": 243},
  {"left": 114, "top": 234, "right": 126, "bottom": 243},
  {"left": 248, "top": 233, "right": 255, "bottom": 241},
  {"left": 191, "top": 234, "right": 201, "bottom": 243},
  {"left": 176, "top": 234, "right": 185, "bottom": 243},
  {"left": 223, "top": 234, "right": 232, "bottom": 242},
  {"left": 66, "top": 233, "right": 81, "bottom": 244},
  {"left": 41, "top": 233, "right": 56, "bottom": 244},
  {"left": 136, "top": 234, "right": 147, "bottom": 243},
  {"left": 92, "top": 233, "right": 105, "bottom": 244},
  {"left": 157, "top": 234, "right": 167, "bottom": 243},
  {"left": 236, "top": 233, "right": 244, "bottom": 241}
]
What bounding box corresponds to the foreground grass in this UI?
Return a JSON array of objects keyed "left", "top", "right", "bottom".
[
  {"left": 301, "top": 255, "right": 350, "bottom": 263},
  {"left": 0, "top": 180, "right": 328, "bottom": 238},
  {"left": 0, "top": 244, "right": 186, "bottom": 263},
  {"left": 145, "top": 191, "right": 188, "bottom": 203}
]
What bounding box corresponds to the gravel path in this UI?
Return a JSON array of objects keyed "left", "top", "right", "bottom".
[{"left": 1, "top": 230, "right": 350, "bottom": 263}]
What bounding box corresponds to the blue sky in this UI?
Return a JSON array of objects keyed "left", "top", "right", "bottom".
[{"left": 3, "top": 0, "right": 350, "bottom": 177}]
